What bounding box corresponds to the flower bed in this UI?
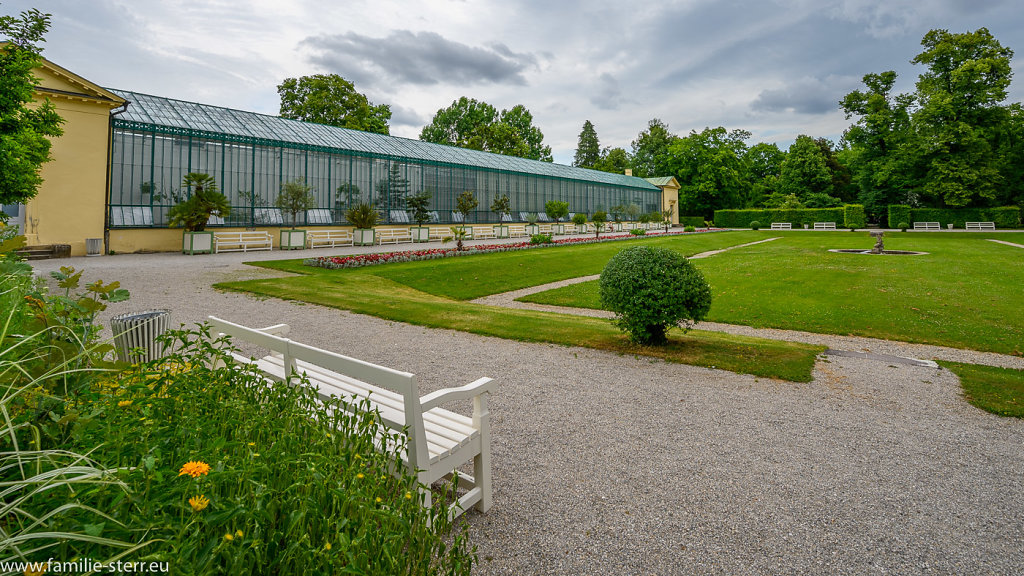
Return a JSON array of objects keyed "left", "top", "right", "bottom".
[{"left": 305, "top": 229, "right": 724, "bottom": 270}]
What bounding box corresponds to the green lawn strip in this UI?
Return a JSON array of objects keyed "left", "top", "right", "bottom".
[
  {"left": 364, "top": 231, "right": 762, "bottom": 300},
  {"left": 522, "top": 232, "right": 1024, "bottom": 356},
  {"left": 938, "top": 361, "right": 1024, "bottom": 417},
  {"left": 216, "top": 272, "right": 822, "bottom": 382}
]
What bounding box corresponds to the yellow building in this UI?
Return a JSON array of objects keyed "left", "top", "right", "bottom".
[{"left": 14, "top": 57, "right": 126, "bottom": 256}]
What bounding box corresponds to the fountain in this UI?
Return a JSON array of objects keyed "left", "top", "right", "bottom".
[{"left": 828, "top": 231, "right": 927, "bottom": 256}]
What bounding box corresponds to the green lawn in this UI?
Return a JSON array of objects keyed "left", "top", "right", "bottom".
[
  {"left": 219, "top": 232, "right": 822, "bottom": 382},
  {"left": 939, "top": 361, "right": 1024, "bottom": 417},
  {"left": 521, "top": 232, "right": 1024, "bottom": 355}
]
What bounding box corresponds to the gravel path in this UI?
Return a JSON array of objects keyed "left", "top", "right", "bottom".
[
  {"left": 989, "top": 239, "right": 1024, "bottom": 249},
  {"left": 30, "top": 248, "right": 1024, "bottom": 575}
]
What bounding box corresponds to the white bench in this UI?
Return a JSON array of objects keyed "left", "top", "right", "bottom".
[
  {"left": 914, "top": 222, "right": 941, "bottom": 231},
  {"left": 307, "top": 229, "right": 353, "bottom": 248},
  {"left": 213, "top": 231, "right": 273, "bottom": 253},
  {"left": 429, "top": 226, "right": 450, "bottom": 241},
  {"left": 814, "top": 222, "right": 837, "bottom": 230},
  {"left": 376, "top": 228, "right": 412, "bottom": 245},
  {"left": 470, "top": 226, "right": 495, "bottom": 240},
  {"left": 507, "top": 224, "right": 527, "bottom": 238},
  {"left": 966, "top": 222, "right": 995, "bottom": 231},
  {"left": 208, "top": 316, "right": 495, "bottom": 518},
  {"left": 770, "top": 222, "right": 792, "bottom": 230}
]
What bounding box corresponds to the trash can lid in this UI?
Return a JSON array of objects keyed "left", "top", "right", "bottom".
[{"left": 111, "top": 309, "right": 170, "bottom": 322}]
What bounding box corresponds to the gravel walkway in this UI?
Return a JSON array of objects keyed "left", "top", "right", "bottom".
[{"left": 30, "top": 247, "right": 1024, "bottom": 575}]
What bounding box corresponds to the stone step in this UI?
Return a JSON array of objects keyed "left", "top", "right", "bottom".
[{"left": 15, "top": 244, "right": 71, "bottom": 260}]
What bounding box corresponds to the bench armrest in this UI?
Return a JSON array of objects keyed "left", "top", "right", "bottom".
[{"left": 420, "top": 377, "right": 495, "bottom": 412}]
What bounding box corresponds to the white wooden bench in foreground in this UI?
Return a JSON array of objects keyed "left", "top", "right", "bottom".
[
  {"left": 813, "top": 222, "right": 837, "bottom": 230},
  {"left": 913, "top": 221, "right": 941, "bottom": 231},
  {"left": 207, "top": 316, "right": 496, "bottom": 518},
  {"left": 770, "top": 222, "right": 791, "bottom": 230},
  {"left": 965, "top": 222, "right": 995, "bottom": 231},
  {"left": 376, "top": 228, "right": 413, "bottom": 245},
  {"left": 213, "top": 231, "right": 273, "bottom": 253}
]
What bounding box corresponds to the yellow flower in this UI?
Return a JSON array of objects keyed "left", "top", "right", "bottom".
[
  {"left": 356, "top": 473, "right": 364, "bottom": 479},
  {"left": 247, "top": 442, "right": 255, "bottom": 447},
  {"left": 353, "top": 454, "right": 361, "bottom": 460},
  {"left": 118, "top": 399, "right": 133, "bottom": 407},
  {"left": 189, "top": 495, "right": 210, "bottom": 512},
  {"left": 405, "top": 492, "right": 413, "bottom": 500},
  {"left": 179, "top": 461, "right": 211, "bottom": 478},
  {"left": 224, "top": 533, "right": 234, "bottom": 541},
  {"left": 324, "top": 542, "right": 332, "bottom": 551},
  {"left": 235, "top": 530, "right": 244, "bottom": 538},
  {"left": 375, "top": 497, "right": 382, "bottom": 503},
  {"left": 23, "top": 563, "right": 46, "bottom": 576}
]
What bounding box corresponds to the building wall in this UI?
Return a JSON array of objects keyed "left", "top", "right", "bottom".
[{"left": 22, "top": 64, "right": 124, "bottom": 256}]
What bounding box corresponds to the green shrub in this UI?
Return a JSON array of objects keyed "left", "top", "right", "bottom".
[
  {"left": 679, "top": 216, "right": 705, "bottom": 227},
  {"left": 345, "top": 202, "right": 380, "bottom": 228},
  {"left": 599, "top": 246, "right": 712, "bottom": 345},
  {"left": 572, "top": 213, "right": 587, "bottom": 227},
  {"left": 714, "top": 208, "right": 844, "bottom": 228},
  {"left": 907, "top": 206, "right": 1021, "bottom": 228},
  {"left": 684, "top": 226, "right": 696, "bottom": 232},
  {"left": 629, "top": 229, "right": 646, "bottom": 236},
  {"left": 843, "top": 204, "right": 866, "bottom": 229},
  {"left": 897, "top": 221, "right": 909, "bottom": 231},
  {"left": 887, "top": 205, "right": 912, "bottom": 229},
  {"left": 749, "top": 220, "right": 761, "bottom": 230},
  {"left": 529, "top": 233, "right": 553, "bottom": 244}
]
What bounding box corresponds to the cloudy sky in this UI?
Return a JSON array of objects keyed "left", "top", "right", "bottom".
[{"left": 6, "top": 0, "right": 1023, "bottom": 164}]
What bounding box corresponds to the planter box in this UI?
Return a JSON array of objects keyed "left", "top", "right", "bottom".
[
  {"left": 525, "top": 224, "right": 540, "bottom": 236},
  {"left": 551, "top": 223, "right": 566, "bottom": 235},
  {"left": 182, "top": 231, "right": 213, "bottom": 255},
  {"left": 279, "top": 229, "right": 307, "bottom": 250},
  {"left": 353, "top": 228, "right": 376, "bottom": 246},
  {"left": 493, "top": 224, "right": 510, "bottom": 238},
  {"left": 411, "top": 227, "right": 430, "bottom": 242}
]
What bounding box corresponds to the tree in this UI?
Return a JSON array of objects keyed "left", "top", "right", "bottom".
[
  {"left": 454, "top": 190, "right": 478, "bottom": 229},
  {"left": 406, "top": 189, "right": 433, "bottom": 227},
  {"left": 420, "top": 97, "right": 553, "bottom": 161},
  {"left": 814, "top": 137, "right": 854, "bottom": 202},
  {"left": 0, "top": 8, "right": 64, "bottom": 206},
  {"left": 490, "top": 193, "right": 511, "bottom": 222},
  {"left": 840, "top": 71, "right": 920, "bottom": 219},
  {"left": 630, "top": 119, "right": 677, "bottom": 178},
  {"left": 911, "top": 28, "right": 1013, "bottom": 206},
  {"left": 778, "top": 135, "right": 833, "bottom": 200},
  {"left": 573, "top": 120, "right": 601, "bottom": 168},
  {"left": 167, "top": 173, "right": 230, "bottom": 232},
  {"left": 277, "top": 74, "right": 391, "bottom": 134},
  {"left": 666, "top": 127, "right": 749, "bottom": 219},
  {"left": 275, "top": 178, "right": 316, "bottom": 227},
  {"left": 744, "top": 142, "right": 786, "bottom": 207},
  {"left": 593, "top": 147, "right": 630, "bottom": 174},
  {"left": 544, "top": 200, "right": 569, "bottom": 223}
]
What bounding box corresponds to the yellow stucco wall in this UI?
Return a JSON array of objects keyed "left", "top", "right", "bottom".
[
  {"left": 659, "top": 185, "right": 680, "bottom": 225},
  {"left": 21, "top": 63, "right": 124, "bottom": 256}
]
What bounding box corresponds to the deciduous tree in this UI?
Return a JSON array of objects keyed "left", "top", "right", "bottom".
[
  {"left": 419, "top": 97, "right": 552, "bottom": 161},
  {"left": 277, "top": 74, "right": 391, "bottom": 134},
  {"left": 630, "top": 119, "right": 677, "bottom": 178}
]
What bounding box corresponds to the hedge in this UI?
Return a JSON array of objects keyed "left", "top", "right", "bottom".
[
  {"left": 714, "top": 208, "right": 845, "bottom": 228},
  {"left": 888, "top": 205, "right": 1021, "bottom": 229},
  {"left": 679, "top": 215, "right": 706, "bottom": 227},
  {"left": 887, "top": 205, "right": 912, "bottom": 229},
  {"left": 843, "top": 205, "right": 866, "bottom": 229}
]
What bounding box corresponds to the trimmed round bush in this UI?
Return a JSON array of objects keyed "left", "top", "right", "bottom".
[
  {"left": 684, "top": 225, "right": 696, "bottom": 232},
  {"left": 599, "top": 246, "right": 712, "bottom": 345},
  {"left": 897, "top": 221, "right": 909, "bottom": 231},
  {"left": 749, "top": 220, "right": 761, "bottom": 230}
]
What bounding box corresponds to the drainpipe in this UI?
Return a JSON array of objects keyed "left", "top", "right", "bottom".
[{"left": 104, "top": 99, "right": 130, "bottom": 254}]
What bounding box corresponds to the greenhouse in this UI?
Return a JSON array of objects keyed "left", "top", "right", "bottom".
[{"left": 108, "top": 90, "right": 663, "bottom": 228}]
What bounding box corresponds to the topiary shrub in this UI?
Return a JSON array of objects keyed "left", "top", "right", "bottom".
[
  {"left": 599, "top": 246, "right": 712, "bottom": 345},
  {"left": 749, "top": 220, "right": 761, "bottom": 230},
  {"left": 897, "top": 221, "right": 908, "bottom": 232},
  {"left": 529, "top": 233, "right": 553, "bottom": 244},
  {"left": 629, "top": 228, "right": 646, "bottom": 235},
  {"left": 684, "top": 226, "right": 696, "bottom": 232}
]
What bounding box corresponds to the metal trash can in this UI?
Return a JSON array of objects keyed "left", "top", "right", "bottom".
[
  {"left": 86, "top": 238, "right": 103, "bottom": 256},
  {"left": 111, "top": 309, "right": 170, "bottom": 363}
]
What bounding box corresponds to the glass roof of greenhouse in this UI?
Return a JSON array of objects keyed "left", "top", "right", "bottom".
[{"left": 108, "top": 89, "right": 658, "bottom": 190}]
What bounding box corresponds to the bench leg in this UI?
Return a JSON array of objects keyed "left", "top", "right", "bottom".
[{"left": 473, "top": 393, "right": 492, "bottom": 512}]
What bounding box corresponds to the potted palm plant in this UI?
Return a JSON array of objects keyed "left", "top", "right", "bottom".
[
  {"left": 491, "top": 193, "right": 511, "bottom": 238},
  {"left": 168, "top": 173, "right": 230, "bottom": 255},
  {"left": 525, "top": 213, "right": 540, "bottom": 236},
  {"left": 545, "top": 200, "right": 569, "bottom": 235},
  {"left": 407, "top": 189, "right": 432, "bottom": 242},
  {"left": 276, "top": 178, "right": 317, "bottom": 250},
  {"left": 345, "top": 202, "right": 380, "bottom": 246}
]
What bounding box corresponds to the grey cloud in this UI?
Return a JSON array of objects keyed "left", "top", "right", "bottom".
[
  {"left": 387, "top": 103, "right": 428, "bottom": 130},
  {"left": 302, "top": 30, "right": 538, "bottom": 90},
  {"left": 591, "top": 73, "right": 624, "bottom": 110},
  {"left": 751, "top": 76, "right": 860, "bottom": 114}
]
